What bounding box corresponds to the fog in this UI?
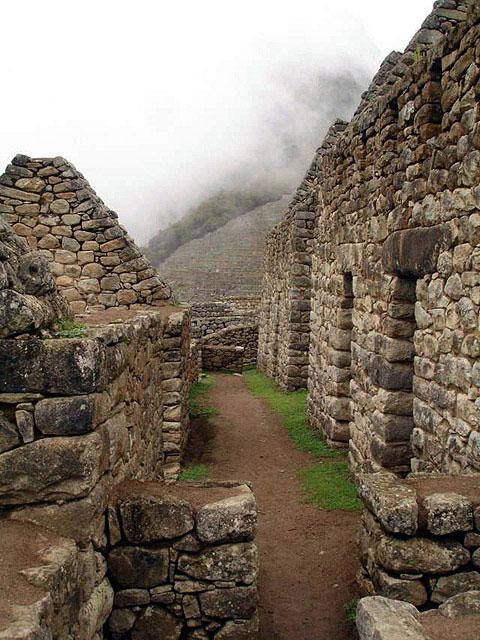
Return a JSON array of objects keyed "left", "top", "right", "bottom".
[{"left": 0, "top": 0, "right": 434, "bottom": 242}]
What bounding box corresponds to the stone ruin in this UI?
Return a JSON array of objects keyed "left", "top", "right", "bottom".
[
  {"left": 257, "top": 0, "right": 480, "bottom": 636},
  {"left": 0, "top": 162, "right": 260, "bottom": 639}
]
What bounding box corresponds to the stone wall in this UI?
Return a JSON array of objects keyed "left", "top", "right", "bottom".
[
  {"left": 0, "top": 155, "right": 171, "bottom": 313},
  {"left": 106, "top": 480, "right": 258, "bottom": 639},
  {"left": 357, "top": 471, "right": 480, "bottom": 609},
  {"left": 190, "top": 301, "right": 258, "bottom": 341},
  {"left": 356, "top": 593, "right": 480, "bottom": 640},
  {"left": 0, "top": 216, "right": 259, "bottom": 639},
  {"left": 258, "top": 0, "right": 480, "bottom": 474},
  {"left": 199, "top": 324, "right": 258, "bottom": 373}
]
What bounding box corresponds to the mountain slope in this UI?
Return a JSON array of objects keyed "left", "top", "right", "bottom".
[{"left": 158, "top": 195, "right": 290, "bottom": 302}]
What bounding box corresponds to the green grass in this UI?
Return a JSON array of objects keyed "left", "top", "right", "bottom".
[
  {"left": 301, "top": 463, "right": 362, "bottom": 511},
  {"left": 54, "top": 318, "right": 87, "bottom": 338},
  {"left": 179, "top": 464, "right": 210, "bottom": 481},
  {"left": 243, "top": 370, "right": 361, "bottom": 512},
  {"left": 189, "top": 374, "right": 218, "bottom": 417},
  {"left": 344, "top": 598, "right": 359, "bottom": 630},
  {"left": 243, "top": 370, "right": 340, "bottom": 458}
]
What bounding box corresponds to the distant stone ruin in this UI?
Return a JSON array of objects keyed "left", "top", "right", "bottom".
[{"left": 160, "top": 196, "right": 288, "bottom": 374}]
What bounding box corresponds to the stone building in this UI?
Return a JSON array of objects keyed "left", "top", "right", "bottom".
[
  {"left": 259, "top": 0, "right": 480, "bottom": 629},
  {"left": 259, "top": 0, "right": 479, "bottom": 476},
  {"left": 0, "top": 164, "right": 260, "bottom": 639}
]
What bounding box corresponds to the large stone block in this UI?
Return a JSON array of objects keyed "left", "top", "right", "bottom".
[
  {"left": 0, "top": 432, "right": 108, "bottom": 505},
  {"left": 131, "top": 606, "right": 181, "bottom": 640},
  {"left": 383, "top": 225, "right": 452, "bottom": 277},
  {"left": 35, "top": 395, "right": 96, "bottom": 435},
  {"left": 376, "top": 535, "right": 470, "bottom": 574},
  {"left": 118, "top": 494, "right": 194, "bottom": 544},
  {"left": 178, "top": 543, "right": 257, "bottom": 584},
  {"left": 356, "top": 597, "right": 425, "bottom": 640},
  {"left": 0, "top": 337, "right": 105, "bottom": 394},
  {"left": 196, "top": 486, "right": 257, "bottom": 544},
  {"left": 199, "top": 587, "right": 257, "bottom": 620},
  {"left": 108, "top": 546, "right": 169, "bottom": 588},
  {"left": 356, "top": 472, "right": 418, "bottom": 535}
]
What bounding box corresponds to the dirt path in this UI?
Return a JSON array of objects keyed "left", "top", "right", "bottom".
[{"left": 185, "top": 373, "right": 359, "bottom": 640}]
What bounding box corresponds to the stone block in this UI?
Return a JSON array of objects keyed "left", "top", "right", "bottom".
[
  {"left": 178, "top": 543, "right": 257, "bottom": 584},
  {"left": 118, "top": 494, "right": 194, "bottom": 544},
  {"left": 356, "top": 597, "right": 426, "bottom": 640},
  {"left": 35, "top": 395, "right": 96, "bottom": 435},
  {"left": 423, "top": 492, "right": 473, "bottom": 535},
  {"left": 376, "top": 535, "right": 470, "bottom": 575},
  {"left": 383, "top": 225, "right": 452, "bottom": 277},
  {"left": 431, "top": 571, "right": 480, "bottom": 604},
  {"left": 199, "top": 587, "right": 257, "bottom": 620},
  {"left": 196, "top": 486, "right": 257, "bottom": 544},
  {"left": 108, "top": 546, "right": 169, "bottom": 588},
  {"left": 131, "top": 606, "right": 181, "bottom": 640},
  {"left": 0, "top": 432, "right": 108, "bottom": 505}
]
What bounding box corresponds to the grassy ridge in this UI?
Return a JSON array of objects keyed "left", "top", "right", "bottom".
[
  {"left": 243, "top": 370, "right": 361, "bottom": 512},
  {"left": 145, "top": 190, "right": 281, "bottom": 265}
]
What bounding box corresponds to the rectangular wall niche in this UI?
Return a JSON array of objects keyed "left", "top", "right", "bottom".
[
  {"left": 370, "top": 275, "right": 417, "bottom": 475},
  {"left": 324, "top": 272, "right": 354, "bottom": 446}
]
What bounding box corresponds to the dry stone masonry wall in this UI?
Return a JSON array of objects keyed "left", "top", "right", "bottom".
[
  {"left": 259, "top": 0, "right": 480, "bottom": 475},
  {"left": 0, "top": 155, "right": 171, "bottom": 314},
  {"left": 106, "top": 481, "right": 258, "bottom": 639},
  {"left": 0, "top": 161, "right": 260, "bottom": 638}
]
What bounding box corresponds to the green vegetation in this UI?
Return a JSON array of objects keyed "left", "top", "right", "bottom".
[
  {"left": 54, "top": 318, "right": 87, "bottom": 339},
  {"left": 344, "top": 598, "right": 359, "bottom": 630},
  {"left": 189, "top": 374, "right": 218, "bottom": 417},
  {"left": 243, "top": 370, "right": 340, "bottom": 458},
  {"left": 179, "top": 463, "right": 210, "bottom": 481},
  {"left": 301, "top": 463, "right": 361, "bottom": 511},
  {"left": 413, "top": 44, "right": 423, "bottom": 64},
  {"left": 145, "top": 189, "right": 281, "bottom": 265},
  {"left": 243, "top": 370, "right": 361, "bottom": 512}
]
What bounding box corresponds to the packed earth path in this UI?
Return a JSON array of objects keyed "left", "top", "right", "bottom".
[{"left": 185, "top": 373, "right": 360, "bottom": 640}]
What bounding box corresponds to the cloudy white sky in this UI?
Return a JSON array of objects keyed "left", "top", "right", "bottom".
[{"left": 0, "top": 0, "right": 434, "bottom": 242}]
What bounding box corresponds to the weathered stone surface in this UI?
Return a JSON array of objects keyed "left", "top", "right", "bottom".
[
  {"left": 77, "top": 578, "right": 114, "bottom": 640},
  {"left": 118, "top": 494, "right": 194, "bottom": 544},
  {"left": 108, "top": 546, "right": 169, "bottom": 588},
  {"left": 356, "top": 472, "right": 418, "bottom": 535},
  {"left": 374, "top": 568, "right": 427, "bottom": 607},
  {"left": 199, "top": 587, "right": 257, "bottom": 620},
  {"left": 178, "top": 543, "right": 257, "bottom": 584},
  {"left": 0, "top": 337, "right": 104, "bottom": 394},
  {"left": 108, "top": 607, "right": 137, "bottom": 635},
  {"left": 196, "top": 487, "right": 257, "bottom": 544},
  {"left": 114, "top": 589, "right": 150, "bottom": 607},
  {"left": 438, "top": 590, "right": 480, "bottom": 618},
  {"left": 423, "top": 492, "right": 473, "bottom": 535},
  {"left": 0, "top": 412, "right": 20, "bottom": 453},
  {"left": 356, "top": 597, "right": 426, "bottom": 640},
  {"left": 35, "top": 395, "right": 96, "bottom": 435},
  {"left": 214, "top": 616, "right": 259, "bottom": 639},
  {"left": 0, "top": 432, "right": 107, "bottom": 505},
  {"left": 131, "top": 607, "right": 182, "bottom": 640},
  {"left": 376, "top": 535, "right": 470, "bottom": 574},
  {"left": 431, "top": 571, "right": 480, "bottom": 604}
]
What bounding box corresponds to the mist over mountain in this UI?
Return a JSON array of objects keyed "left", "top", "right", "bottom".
[{"left": 146, "top": 66, "right": 369, "bottom": 263}]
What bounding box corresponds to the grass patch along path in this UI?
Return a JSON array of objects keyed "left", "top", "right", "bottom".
[
  {"left": 244, "top": 369, "right": 361, "bottom": 512},
  {"left": 185, "top": 370, "right": 360, "bottom": 639}
]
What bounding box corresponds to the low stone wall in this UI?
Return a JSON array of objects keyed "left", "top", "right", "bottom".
[
  {"left": 357, "top": 471, "right": 480, "bottom": 609},
  {"left": 199, "top": 324, "right": 258, "bottom": 373},
  {"left": 106, "top": 480, "right": 259, "bottom": 640},
  {"left": 0, "top": 306, "right": 191, "bottom": 545},
  {"left": 0, "top": 519, "right": 112, "bottom": 640},
  {"left": 190, "top": 301, "right": 258, "bottom": 340},
  {"left": 357, "top": 593, "right": 480, "bottom": 640}
]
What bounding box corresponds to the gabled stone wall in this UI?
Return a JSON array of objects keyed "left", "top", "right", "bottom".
[{"left": 0, "top": 155, "right": 171, "bottom": 313}]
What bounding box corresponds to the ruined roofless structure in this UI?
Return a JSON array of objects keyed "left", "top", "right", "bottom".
[
  {"left": 258, "top": 0, "right": 480, "bottom": 635},
  {"left": 0, "top": 157, "right": 260, "bottom": 639}
]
